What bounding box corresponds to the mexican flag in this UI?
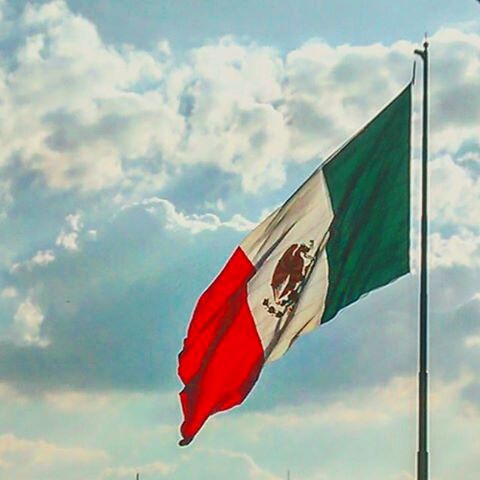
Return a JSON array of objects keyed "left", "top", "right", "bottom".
[{"left": 178, "top": 84, "right": 411, "bottom": 445}]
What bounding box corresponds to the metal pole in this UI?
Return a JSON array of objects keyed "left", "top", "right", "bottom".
[{"left": 414, "top": 39, "right": 429, "bottom": 480}]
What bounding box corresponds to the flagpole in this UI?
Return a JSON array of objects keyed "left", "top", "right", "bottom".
[{"left": 414, "top": 39, "right": 429, "bottom": 480}]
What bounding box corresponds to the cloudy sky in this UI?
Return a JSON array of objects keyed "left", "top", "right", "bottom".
[{"left": 0, "top": 1, "right": 479, "bottom": 479}]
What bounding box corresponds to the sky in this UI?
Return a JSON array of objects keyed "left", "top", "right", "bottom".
[{"left": 0, "top": 1, "right": 479, "bottom": 479}]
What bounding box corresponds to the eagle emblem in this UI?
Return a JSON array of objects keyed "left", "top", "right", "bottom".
[{"left": 263, "top": 240, "right": 315, "bottom": 319}]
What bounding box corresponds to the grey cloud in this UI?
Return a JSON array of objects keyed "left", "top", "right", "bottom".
[
  {"left": 44, "top": 110, "right": 162, "bottom": 154},
  {"left": 0, "top": 206, "right": 242, "bottom": 393},
  {"left": 433, "top": 83, "right": 480, "bottom": 130},
  {"left": 454, "top": 147, "right": 480, "bottom": 180},
  {"left": 178, "top": 90, "right": 196, "bottom": 119},
  {"left": 286, "top": 98, "right": 336, "bottom": 135},
  {"left": 2, "top": 197, "right": 480, "bottom": 415}
]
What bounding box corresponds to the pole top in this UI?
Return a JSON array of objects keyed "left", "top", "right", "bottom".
[{"left": 414, "top": 36, "right": 429, "bottom": 60}]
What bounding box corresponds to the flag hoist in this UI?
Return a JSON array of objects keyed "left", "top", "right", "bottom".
[{"left": 177, "top": 43, "right": 430, "bottom": 480}]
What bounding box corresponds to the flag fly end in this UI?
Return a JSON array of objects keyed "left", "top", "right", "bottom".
[{"left": 178, "top": 437, "right": 192, "bottom": 447}]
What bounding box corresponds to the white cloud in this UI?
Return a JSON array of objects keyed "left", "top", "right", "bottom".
[
  {"left": 66, "top": 213, "right": 83, "bottom": 232},
  {"left": 430, "top": 231, "right": 480, "bottom": 269},
  {"left": 171, "top": 37, "right": 289, "bottom": 192},
  {"left": 126, "top": 197, "right": 257, "bottom": 233},
  {"left": 0, "top": 179, "right": 12, "bottom": 220},
  {"left": 1, "top": 2, "right": 478, "bottom": 200},
  {"left": 1, "top": 287, "right": 18, "bottom": 298},
  {"left": 465, "top": 336, "right": 480, "bottom": 349},
  {"left": 56, "top": 212, "right": 83, "bottom": 251},
  {"left": 157, "top": 40, "right": 172, "bottom": 57},
  {"left": 0, "top": 433, "right": 108, "bottom": 471},
  {"left": 22, "top": 0, "right": 69, "bottom": 26},
  {"left": 10, "top": 213, "right": 90, "bottom": 273},
  {"left": 13, "top": 298, "right": 49, "bottom": 347},
  {"left": 223, "top": 213, "right": 257, "bottom": 231},
  {"left": 10, "top": 249, "right": 55, "bottom": 273},
  {"left": 429, "top": 154, "right": 480, "bottom": 230},
  {"left": 1, "top": 1, "right": 175, "bottom": 192},
  {"left": 0, "top": 0, "right": 5, "bottom": 23},
  {"left": 407, "top": 149, "right": 480, "bottom": 271},
  {"left": 30, "top": 249, "right": 56, "bottom": 266},
  {"left": 11, "top": 214, "right": 87, "bottom": 272},
  {"left": 429, "top": 28, "right": 480, "bottom": 154},
  {"left": 55, "top": 230, "right": 79, "bottom": 251},
  {"left": 43, "top": 390, "right": 121, "bottom": 412},
  {"left": 283, "top": 39, "right": 411, "bottom": 162}
]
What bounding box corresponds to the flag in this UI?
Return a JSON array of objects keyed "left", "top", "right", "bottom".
[{"left": 178, "top": 84, "right": 412, "bottom": 445}]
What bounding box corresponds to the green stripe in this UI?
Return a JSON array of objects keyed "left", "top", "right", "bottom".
[{"left": 322, "top": 85, "right": 411, "bottom": 323}]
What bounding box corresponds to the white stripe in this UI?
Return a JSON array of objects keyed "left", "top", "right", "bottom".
[{"left": 241, "top": 169, "right": 334, "bottom": 361}]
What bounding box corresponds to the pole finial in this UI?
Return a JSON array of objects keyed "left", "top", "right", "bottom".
[{"left": 423, "top": 32, "right": 429, "bottom": 49}]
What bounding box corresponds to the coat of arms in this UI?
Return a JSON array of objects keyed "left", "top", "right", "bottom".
[{"left": 262, "top": 240, "right": 316, "bottom": 319}]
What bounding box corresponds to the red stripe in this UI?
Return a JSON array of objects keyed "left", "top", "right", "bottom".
[{"left": 178, "top": 247, "right": 264, "bottom": 445}]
